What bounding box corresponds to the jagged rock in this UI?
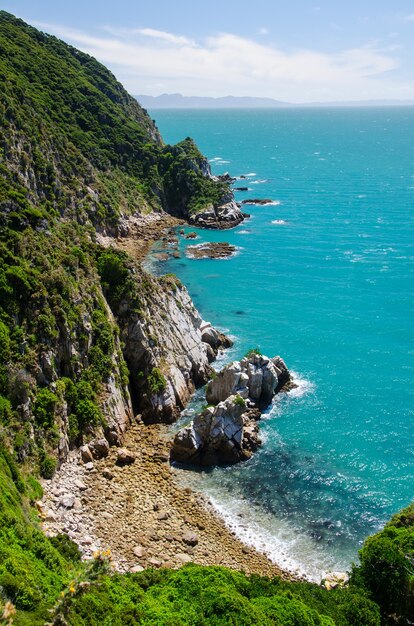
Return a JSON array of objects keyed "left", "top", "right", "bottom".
[
  {"left": 172, "top": 355, "right": 292, "bottom": 466},
  {"left": 200, "top": 322, "right": 233, "bottom": 351},
  {"left": 80, "top": 445, "right": 93, "bottom": 463},
  {"left": 188, "top": 200, "right": 245, "bottom": 230},
  {"left": 89, "top": 438, "right": 110, "bottom": 459},
  {"left": 170, "top": 395, "right": 261, "bottom": 466},
  {"left": 147, "top": 557, "right": 163, "bottom": 568},
  {"left": 157, "top": 511, "right": 169, "bottom": 521},
  {"left": 116, "top": 448, "right": 136, "bottom": 466},
  {"left": 206, "top": 354, "right": 290, "bottom": 409},
  {"left": 124, "top": 280, "right": 225, "bottom": 423}
]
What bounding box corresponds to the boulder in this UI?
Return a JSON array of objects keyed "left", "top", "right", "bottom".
[
  {"left": 116, "top": 448, "right": 136, "bottom": 466},
  {"left": 170, "top": 395, "right": 261, "bottom": 466},
  {"left": 89, "top": 438, "right": 110, "bottom": 459},
  {"left": 80, "top": 445, "right": 93, "bottom": 464},
  {"left": 182, "top": 531, "right": 198, "bottom": 546}
]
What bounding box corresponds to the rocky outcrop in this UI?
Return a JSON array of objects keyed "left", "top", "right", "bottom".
[
  {"left": 171, "top": 354, "right": 294, "bottom": 466},
  {"left": 185, "top": 242, "right": 236, "bottom": 259},
  {"left": 206, "top": 354, "right": 291, "bottom": 409},
  {"left": 188, "top": 200, "right": 246, "bottom": 230},
  {"left": 170, "top": 395, "right": 261, "bottom": 465}
]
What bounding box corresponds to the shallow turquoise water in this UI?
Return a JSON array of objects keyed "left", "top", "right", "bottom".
[{"left": 149, "top": 108, "right": 414, "bottom": 579}]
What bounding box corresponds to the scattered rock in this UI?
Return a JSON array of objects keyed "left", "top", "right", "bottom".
[
  {"left": 116, "top": 448, "right": 136, "bottom": 466},
  {"left": 133, "top": 546, "right": 146, "bottom": 558},
  {"left": 74, "top": 479, "right": 87, "bottom": 491},
  {"left": 130, "top": 564, "right": 145, "bottom": 573},
  {"left": 185, "top": 232, "right": 198, "bottom": 239},
  {"left": 234, "top": 187, "right": 249, "bottom": 191},
  {"left": 147, "top": 557, "right": 163, "bottom": 568},
  {"left": 157, "top": 511, "right": 169, "bottom": 521},
  {"left": 84, "top": 462, "right": 94, "bottom": 471},
  {"left": 176, "top": 553, "right": 193, "bottom": 564}
]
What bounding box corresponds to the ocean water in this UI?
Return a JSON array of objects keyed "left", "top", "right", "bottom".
[{"left": 148, "top": 108, "right": 414, "bottom": 580}]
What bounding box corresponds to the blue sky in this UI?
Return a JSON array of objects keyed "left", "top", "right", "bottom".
[{"left": 3, "top": 1, "right": 414, "bottom": 102}]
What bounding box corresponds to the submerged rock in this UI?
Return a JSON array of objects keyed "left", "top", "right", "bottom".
[{"left": 186, "top": 242, "right": 236, "bottom": 259}]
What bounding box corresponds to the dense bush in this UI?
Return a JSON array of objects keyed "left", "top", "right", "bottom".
[{"left": 350, "top": 502, "right": 414, "bottom": 624}]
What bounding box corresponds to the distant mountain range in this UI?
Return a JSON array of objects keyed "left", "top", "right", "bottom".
[{"left": 136, "top": 93, "right": 414, "bottom": 109}]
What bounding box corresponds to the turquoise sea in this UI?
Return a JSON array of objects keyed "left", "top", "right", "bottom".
[{"left": 148, "top": 108, "right": 414, "bottom": 580}]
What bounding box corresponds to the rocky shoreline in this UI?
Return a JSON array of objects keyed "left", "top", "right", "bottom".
[
  {"left": 40, "top": 420, "right": 296, "bottom": 580},
  {"left": 41, "top": 209, "right": 300, "bottom": 581}
]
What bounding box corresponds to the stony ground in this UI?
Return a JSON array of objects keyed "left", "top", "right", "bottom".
[{"left": 40, "top": 420, "right": 295, "bottom": 579}]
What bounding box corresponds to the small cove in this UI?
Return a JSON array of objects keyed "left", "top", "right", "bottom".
[{"left": 146, "top": 107, "right": 414, "bottom": 580}]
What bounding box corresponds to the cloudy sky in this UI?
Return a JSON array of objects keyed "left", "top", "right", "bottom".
[{"left": 4, "top": 0, "right": 414, "bottom": 102}]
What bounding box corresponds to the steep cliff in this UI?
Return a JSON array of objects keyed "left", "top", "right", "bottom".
[
  {"left": 0, "top": 12, "right": 231, "bottom": 479},
  {"left": 0, "top": 12, "right": 237, "bottom": 232}
]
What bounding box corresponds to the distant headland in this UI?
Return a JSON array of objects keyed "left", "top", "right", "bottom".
[{"left": 136, "top": 93, "right": 414, "bottom": 109}]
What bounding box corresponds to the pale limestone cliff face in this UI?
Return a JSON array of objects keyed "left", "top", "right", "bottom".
[{"left": 122, "top": 274, "right": 226, "bottom": 423}]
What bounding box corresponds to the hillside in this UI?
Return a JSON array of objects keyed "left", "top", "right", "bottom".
[{"left": 0, "top": 11, "right": 412, "bottom": 626}]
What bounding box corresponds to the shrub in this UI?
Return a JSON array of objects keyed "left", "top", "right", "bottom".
[
  {"left": 234, "top": 394, "right": 246, "bottom": 408},
  {"left": 147, "top": 367, "right": 167, "bottom": 395},
  {"left": 33, "top": 387, "right": 58, "bottom": 429}
]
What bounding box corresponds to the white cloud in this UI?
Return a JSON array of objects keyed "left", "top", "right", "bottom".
[
  {"left": 404, "top": 14, "right": 414, "bottom": 22},
  {"left": 32, "top": 21, "right": 405, "bottom": 102},
  {"left": 258, "top": 27, "right": 269, "bottom": 35}
]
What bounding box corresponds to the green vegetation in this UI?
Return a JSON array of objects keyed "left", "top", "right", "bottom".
[
  {"left": 0, "top": 12, "right": 229, "bottom": 228},
  {"left": 350, "top": 501, "right": 414, "bottom": 624},
  {"left": 234, "top": 394, "right": 246, "bottom": 408},
  {"left": 0, "top": 10, "right": 413, "bottom": 626},
  {"left": 244, "top": 347, "right": 262, "bottom": 358},
  {"left": 147, "top": 367, "right": 167, "bottom": 395}
]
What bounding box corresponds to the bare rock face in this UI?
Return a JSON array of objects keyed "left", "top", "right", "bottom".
[
  {"left": 206, "top": 354, "right": 290, "bottom": 409},
  {"left": 124, "top": 276, "right": 230, "bottom": 423},
  {"left": 170, "top": 395, "right": 261, "bottom": 466}
]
